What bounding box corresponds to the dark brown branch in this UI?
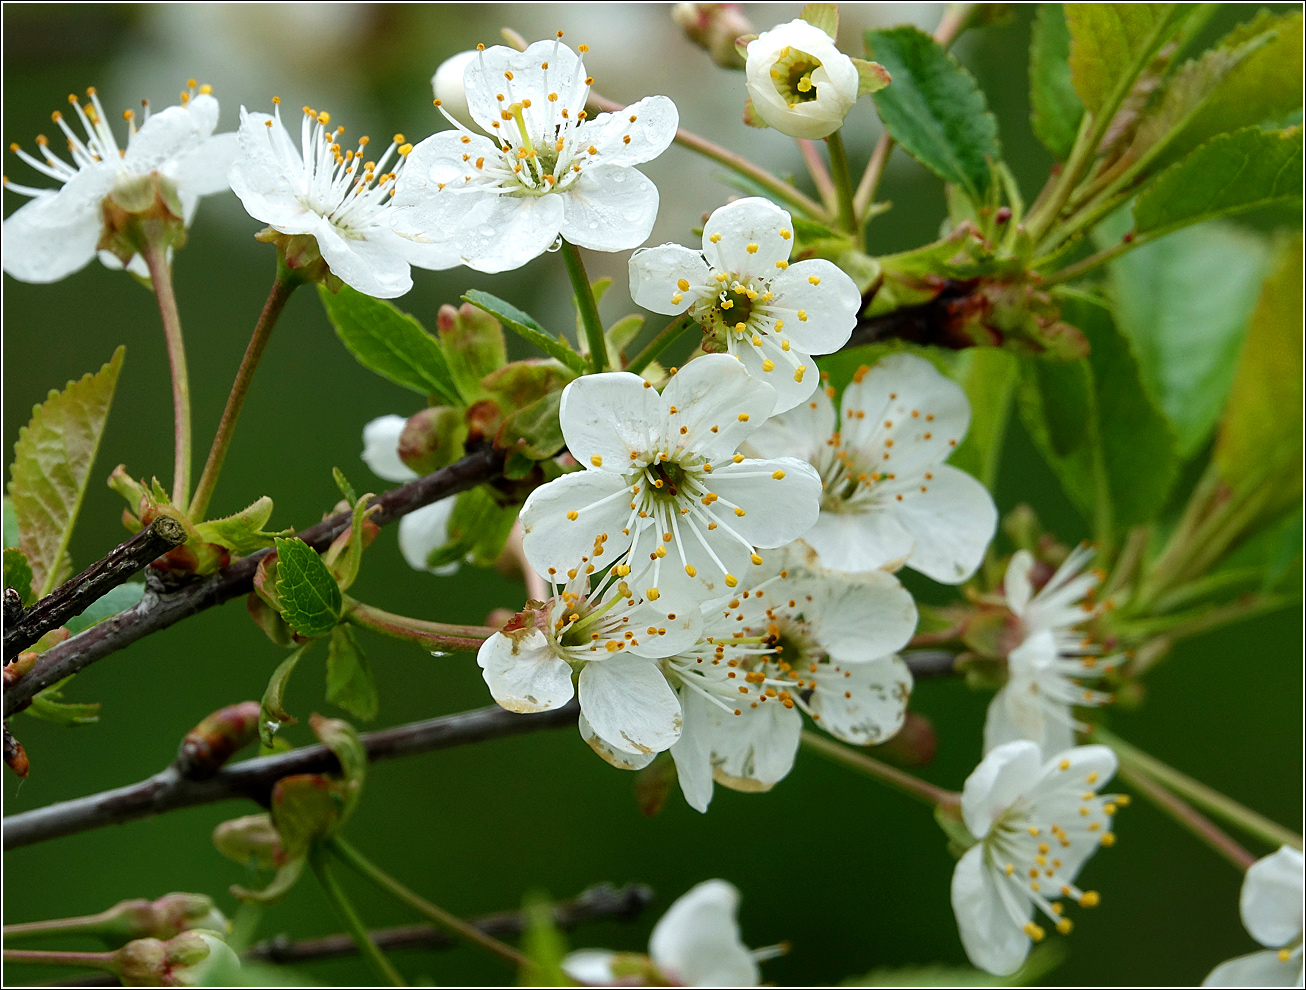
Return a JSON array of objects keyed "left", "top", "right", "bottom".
[
  {"left": 900, "top": 649, "right": 959, "bottom": 678},
  {"left": 2, "top": 447, "right": 504, "bottom": 718},
  {"left": 4, "top": 702, "right": 576, "bottom": 850},
  {"left": 847, "top": 281, "right": 982, "bottom": 352},
  {"left": 3, "top": 518, "right": 187, "bottom": 663}
]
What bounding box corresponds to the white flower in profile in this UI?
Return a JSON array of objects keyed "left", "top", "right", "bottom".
[
  {"left": 229, "top": 100, "right": 452, "bottom": 298},
  {"left": 629, "top": 197, "right": 860, "bottom": 412},
  {"left": 431, "top": 50, "right": 478, "bottom": 129},
  {"left": 667, "top": 546, "right": 917, "bottom": 812},
  {"left": 744, "top": 19, "right": 859, "bottom": 139},
  {"left": 361, "top": 414, "right": 457, "bottom": 576},
  {"left": 952, "top": 741, "right": 1125, "bottom": 976},
  {"left": 984, "top": 546, "right": 1119, "bottom": 755},
  {"left": 394, "top": 36, "right": 678, "bottom": 273},
  {"left": 2, "top": 82, "right": 236, "bottom": 283},
  {"left": 564, "top": 879, "right": 767, "bottom": 987},
  {"left": 518, "top": 354, "right": 823, "bottom": 609},
  {"left": 745, "top": 352, "right": 997, "bottom": 583},
  {"left": 476, "top": 555, "right": 700, "bottom": 760},
  {"left": 1204, "top": 846, "right": 1304, "bottom": 987}
]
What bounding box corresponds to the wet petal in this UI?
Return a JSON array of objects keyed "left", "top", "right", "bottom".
[
  {"left": 706, "top": 457, "right": 822, "bottom": 549},
  {"left": 663, "top": 354, "right": 777, "bottom": 461},
  {"left": 361, "top": 415, "right": 418, "bottom": 483},
  {"left": 559, "top": 163, "right": 660, "bottom": 253},
  {"left": 579, "top": 653, "right": 682, "bottom": 755},
  {"left": 583, "top": 95, "right": 678, "bottom": 167},
  {"left": 650, "top": 880, "right": 759, "bottom": 987},
  {"left": 766, "top": 259, "right": 861, "bottom": 354},
  {"left": 951, "top": 845, "right": 1032, "bottom": 976},
  {"left": 629, "top": 243, "right": 709, "bottom": 315},
  {"left": 477, "top": 629, "right": 575, "bottom": 712},
  {"left": 559, "top": 371, "right": 665, "bottom": 468},
  {"left": 520, "top": 469, "right": 632, "bottom": 580},
  {"left": 701, "top": 197, "right": 793, "bottom": 277}
]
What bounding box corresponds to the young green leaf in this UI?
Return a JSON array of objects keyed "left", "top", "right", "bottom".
[
  {"left": 230, "top": 857, "right": 306, "bottom": 906},
  {"left": 25, "top": 676, "right": 100, "bottom": 726},
  {"left": 195, "top": 496, "right": 288, "bottom": 553},
  {"left": 332, "top": 468, "right": 357, "bottom": 506},
  {"left": 948, "top": 348, "right": 1019, "bottom": 490},
  {"left": 497, "top": 390, "right": 565, "bottom": 460},
  {"left": 1029, "top": 3, "right": 1083, "bottom": 159},
  {"left": 866, "top": 26, "right": 1001, "bottom": 203},
  {"left": 310, "top": 712, "right": 367, "bottom": 821},
  {"left": 270, "top": 773, "right": 343, "bottom": 860},
  {"left": 4, "top": 547, "right": 33, "bottom": 605},
  {"left": 436, "top": 302, "right": 507, "bottom": 404},
  {"left": 273, "top": 537, "right": 342, "bottom": 638},
  {"left": 519, "top": 892, "right": 570, "bottom": 987},
  {"left": 1065, "top": 4, "right": 1190, "bottom": 116},
  {"left": 448, "top": 486, "right": 519, "bottom": 568},
  {"left": 63, "top": 582, "right": 147, "bottom": 635},
  {"left": 462, "top": 290, "right": 587, "bottom": 375},
  {"left": 260, "top": 642, "right": 312, "bottom": 747},
  {"left": 3, "top": 498, "right": 18, "bottom": 548},
  {"left": 8, "top": 346, "right": 124, "bottom": 597},
  {"left": 325, "top": 626, "right": 378, "bottom": 722},
  {"left": 318, "top": 284, "right": 459, "bottom": 403}
]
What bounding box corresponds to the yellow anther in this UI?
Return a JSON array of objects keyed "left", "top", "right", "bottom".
[
  {"left": 677, "top": 278, "right": 690, "bottom": 291},
  {"left": 1086, "top": 771, "right": 1098, "bottom": 784},
  {"left": 1059, "top": 759, "right": 1071, "bottom": 771},
  {"left": 797, "top": 309, "right": 808, "bottom": 321},
  {"left": 685, "top": 565, "right": 697, "bottom": 577},
  {"left": 776, "top": 259, "right": 788, "bottom": 269},
  {"left": 724, "top": 574, "right": 738, "bottom": 588},
  {"left": 646, "top": 587, "right": 660, "bottom": 601},
  {"left": 808, "top": 275, "right": 821, "bottom": 285},
  {"left": 1279, "top": 949, "right": 1293, "bottom": 963},
  {"left": 1104, "top": 802, "right": 1118, "bottom": 815},
  {"left": 590, "top": 455, "right": 603, "bottom": 467},
  {"left": 1115, "top": 795, "right": 1131, "bottom": 806},
  {"left": 1078, "top": 891, "right": 1100, "bottom": 908},
  {"left": 746, "top": 242, "right": 759, "bottom": 254},
  {"left": 761, "top": 359, "right": 775, "bottom": 372},
  {"left": 393, "top": 133, "right": 405, "bottom": 143},
  {"left": 1056, "top": 918, "right": 1073, "bottom": 935},
  {"left": 737, "top": 413, "right": 749, "bottom": 422},
  {"left": 732, "top": 454, "right": 744, "bottom": 463},
  {"left": 317, "top": 111, "right": 331, "bottom": 125},
  {"left": 794, "top": 366, "right": 807, "bottom": 383},
  {"left": 566, "top": 510, "right": 579, "bottom": 521},
  {"left": 671, "top": 293, "right": 683, "bottom": 305},
  {"left": 199, "top": 84, "right": 213, "bottom": 94},
  {"left": 750, "top": 554, "right": 763, "bottom": 565},
  {"left": 1100, "top": 832, "right": 1116, "bottom": 847},
  {"left": 1022, "top": 922, "right": 1045, "bottom": 942},
  {"left": 771, "top": 469, "right": 786, "bottom": 480},
  {"left": 734, "top": 507, "right": 746, "bottom": 517},
  {"left": 709, "top": 232, "right": 722, "bottom": 243}
]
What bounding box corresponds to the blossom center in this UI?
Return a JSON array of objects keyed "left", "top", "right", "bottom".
[{"left": 770, "top": 46, "right": 823, "bottom": 106}]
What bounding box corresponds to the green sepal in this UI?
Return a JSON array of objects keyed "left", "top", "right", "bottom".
[
  {"left": 497, "top": 390, "right": 565, "bottom": 460},
  {"left": 741, "top": 97, "right": 769, "bottom": 129},
  {"left": 852, "top": 57, "right": 891, "bottom": 96},
  {"left": 310, "top": 713, "right": 367, "bottom": 822},
  {"left": 801, "top": 2, "right": 838, "bottom": 39},
  {"left": 230, "top": 855, "right": 305, "bottom": 906},
  {"left": 934, "top": 802, "right": 977, "bottom": 857}
]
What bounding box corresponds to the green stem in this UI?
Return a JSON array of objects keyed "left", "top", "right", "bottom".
[
  {"left": 343, "top": 599, "right": 497, "bottom": 653},
  {"left": 853, "top": 132, "right": 894, "bottom": 223},
  {"left": 801, "top": 731, "right": 959, "bottom": 808},
  {"left": 2, "top": 948, "right": 117, "bottom": 970},
  {"left": 1095, "top": 727, "right": 1302, "bottom": 851},
  {"left": 308, "top": 844, "right": 406, "bottom": 986},
  {"left": 329, "top": 837, "right": 529, "bottom": 968},
  {"left": 560, "top": 240, "right": 609, "bottom": 373},
  {"left": 189, "top": 267, "right": 300, "bottom": 520},
  {"left": 1037, "top": 236, "right": 1137, "bottom": 287},
  {"left": 141, "top": 240, "right": 192, "bottom": 509},
  {"left": 825, "top": 130, "right": 860, "bottom": 247},
  {"left": 1115, "top": 764, "right": 1256, "bottom": 872},
  {"left": 626, "top": 313, "right": 697, "bottom": 375}
]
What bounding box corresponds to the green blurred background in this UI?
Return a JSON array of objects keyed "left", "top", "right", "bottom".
[{"left": 2, "top": 4, "right": 1300, "bottom": 986}]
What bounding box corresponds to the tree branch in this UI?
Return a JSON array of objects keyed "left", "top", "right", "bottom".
[
  {"left": 3, "top": 518, "right": 187, "bottom": 663},
  {"left": 2, "top": 447, "right": 504, "bottom": 719},
  {"left": 3, "top": 701, "right": 573, "bottom": 851}
]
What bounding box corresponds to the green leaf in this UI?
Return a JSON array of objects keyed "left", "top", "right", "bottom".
[
  {"left": 1101, "top": 217, "right": 1270, "bottom": 458},
  {"left": 1064, "top": 4, "right": 1189, "bottom": 116},
  {"left": 1029, "top": 356, "right": 1094, "bottom": 457},
  {"left": 948, "top": 348, "right": 1019, "bottom": 489},
  {"left": 866, "top": 26, "right": 1001, "bottom": 202},
  {"left": 801, "top": 2, "right": 838, "bottom": 39},
  {"left": 271, "top": 774, "right": 342, "bottom": 860},
  {"left": 437, "top": 303, "right": 507, "bottom": 404},
  {"left": 325, "top": 625, "right": 378, "bottom": 722},
  {"left": 463, "top": 290, "right": 587, "bottom": 376},
  {"left": 63, "top": 582, "right": 146, "bottom": 635},
  {"left": 606, "top": 313, "right": 646, "bottom": 351},
  {"left": 3, "top": 498, "right": 18, "bottom": 548},
  {"left": 26, "top": 676, "right": 100, "bottom": 726},
  {"left": 273, "top": 537, "right": 342, "bottom": 638},
  {"left": 324, "top": 493, "right": 373, "bottom": 594},
  {"left": 1029, "top": 3, "right": 1084, "bottom": 159},
  {"left": 332, "top": 468, "right": 357, "bottom": 506},
  {"left": 4, "top": 547, "right": 33, "bottom": 605},
  {"left": 195, "top": 496, "right": 288, "bottom": 553},
  {"left": 260, "top": 642, "right": 311, "bottom": 747},
  {"left": 519, "top": 892, "right": 570, "bottom": 987},
  {"left": 845, "top": 941, "right": 1066, "bottom": 986},
  {"left": 1132, "top": 127, "right": 1304, "bottom": 238},
  {"left": 451, "top": 487, "right": 519, "bottom": 568},
  {"left": 497, "top": 390, "right": 565, "bottom": 460},
  {"left": 1215, "top": 237, "right": 1303, "bottom": 517},
  {"left": 230, "top": 857, "right": 305, "bottom": 906},
  {"left": 8, "top": 346, "right": 124, "bottom": 597},
  {"left": 310, "top": 712, "right": 367, "bottom": 822},
  {"left": 319, "top": 284, "right": 459, "bottom": 403}
]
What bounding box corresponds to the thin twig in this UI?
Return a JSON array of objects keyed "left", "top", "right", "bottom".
[
  {"left": 3, "top": 701, "right": 577, "bottom": 851},
  {"left": 800, "top": 730, "right": 960, "bottom": 808},
  {"left": 3, "top": 518, "right": 187, "bottom": 662},
  {"left": 2, "top": 447, "right": 504, "bottom": 719}
]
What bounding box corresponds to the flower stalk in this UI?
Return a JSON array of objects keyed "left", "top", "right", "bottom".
[
  {"left": 2, "top": 948, "right": 117, "bottom": 971},
  {"left": 801, "top": 730, "right": 960, "bottom": 808},
  {"left": 560, "top": 239, "right": 610, "bottom": 373},
  {"left": 343, "top": 599, "right": 497, "bottom": 653},
  {"left": 140, "top": 239, "right": 192, "bottom": 509},
  {"left": 308, "top": 844, "right": 407, "bottom": 987},
  {"left": 825, "top": 130, "right": 860, "bottom": 245},
  {"left": 626, "top": 313, "right": 697, "bottom": 375}
]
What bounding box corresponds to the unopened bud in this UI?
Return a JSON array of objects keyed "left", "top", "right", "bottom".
[
  {"left": 433, "top": 50, "right": 479, "bottom": 128},
  {"left": 212, "top": 813, "right": 284, "bottom": 869},
  {"left": 254, "top": 229, "right": 340, "bottom": 291},
  {"left": 437, "top": 302, "right": 507, "bottom": 400},
  {"left": 4, "top": 721, "right": 29, "bottom": 778},
  {"left": 875, "top": 711, "right": 937, "bottom": 767},
  {"left": 399, "top": 406, "right": 469, "bottom": 474},
  {"left": 633, "top": 752, "right": 678, "bottom": 817},
  {"left": 672, "top": 3, "right": 755, "bottom": 69},
  {"left": 176, "top": 702, "right": 261, "bottom": 779},
  {"left": 1001, "top": 503, "right": 1041, "bottom": 553},
  {"left": 116, "top": 930, "right": 238, "bottom": 987}
]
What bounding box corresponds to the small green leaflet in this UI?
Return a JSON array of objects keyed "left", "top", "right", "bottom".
[
  {"left": 4, "top": 547, "right": 33, "bottom": 605},
  {"left": 326, "top": 625, "right": 378, "bottom": 721},
  {"left": 463, "top": 290, "right": 587, "bottom": 375},
  {"left": 63, "top": 582, "right": 147, "bottom": 635},
  {"left": 259, "top": 642, "right": 311, "bottom": 747},
  {"left": 26, "top": 676, "right": 100, "bottom": 726},
  {"left": 1028, "top": 4, "right": 1083, "bottom": 159},
  {"left": 273, "top": 537, "right": 342, "bottom": 638}
]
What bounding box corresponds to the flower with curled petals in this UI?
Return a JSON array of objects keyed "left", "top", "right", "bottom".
[
  {"left": 1204, "top": 845, "right": 1304, "bottom": 987},
  {"left": 745, "top": 352, "right": 997, "bottom": 582},
  {"left": 952, "top": 741, "right": 1126, "bottom": 976},
  {"left": 629, "top": 196, "right": 860, "bottom": 412},
  {"left": 518, "top": 354, "right": 823, "bottom": 609},
  {"left": 394, "top": 37, "right": 678, "bottom": 273}
]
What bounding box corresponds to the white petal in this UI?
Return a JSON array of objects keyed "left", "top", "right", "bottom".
[
  {"left": 810, "top": 656, "right": 913, "bottom": 745},
  {"left": 703, "top": 457, "right": 822, "bottom": 549},
  {"left": 1242, "top": 847, "right": 1305, "bottom": 949},
  {"left": 742, "top": 378, "right": 837, "bottom": 462},
  {"left": 802, "top": 507, "right": 914, "bottom": 575},
  {"left": 462, "top": 41, "right": 585, "bottom": 136},
  {"left": 169, "top": 131, "right": 239, "bottom": 198},
  {"left": 520, "top": 469, "right": 632, "bottom": 579},
  {"left": 432, "top": 51, "right": 479, "bottom": 129},
  {"left": 578, "top": 654, "right": 682, "bottom": 755},
  {"left": 454, "top": 192, "right": 566, "bottom": 273},
  {"left": 361, "top": 415, "right": 419, "bottom": 482},
  {"left": 124, "top": 99, "right": 214, "bottom": 174},
  {"left": 732, "top": 335, "right": 819, "bottom": 413},
  {"left": 559, "top": 371, "right": 665, "bottom": 468},
  {"left": 398, "top": 501, "right": 459, "bottom": 576},
  {"left": 476, "top": 629, "right": 575, "bottom": 713},
  {"left": 0, "top": 188, "right": 103, "bottom": 284},
  {"left": 650, "top": 880, "right": 760, "bottom": 987},
  {"left": 951, "top": 845, "right": 1032, "bottom": 977},
  {"left": 562, "top": 949, "right": 618, "bottom": 986},
  {"left": 960, "top": 740, "right": 1043, "bottom": 840},
  {"left": 766, "top": 259, "right": 861, "bottom": 354},
  {"left": 623, "top": 599, "right": 704, "bottom": 660},
  {"left": 710, "top": 700, "right": 800, "bottom": 789},
  {"left": 798, "top": 568, "right": 918, "bottom": 663},
  {"left": 1004, "top": 550, "right": 1037, "bottom": 619},
  {"left": 670, "top": 690, "right": 716, "bottom": 813},
  {"left": 879, "top": 464, "right": 997, "bottom": 584},
  {"left": 578, "top": 712, "right": 656, "bottom": 770},
  {"left": 629, "top": 243, "right": 710, "bottom": 316},
  {"left": 1204, "top": 950, "right": 1302, "bottom": 987},
  {"left": 228, "top": 109, "right": 317, "bottom": 233},
  {"left": 982, "top": 631, "right": 1074, "bottom": 756},
  {"left": 662, "top": 354, "right": 777, "bottom": 461},
  {"left": 582, "top": 95, "right": 679, "bottom": 167},
  {"left": 559, "top": 164, "right": 660, "bottom": 253},
  {"left": 701, "top": 197, "right": 793, "bottom": 276}
]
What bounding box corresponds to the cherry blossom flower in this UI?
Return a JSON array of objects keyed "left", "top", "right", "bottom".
[
  {"left": 629, "top": 197, "right": 860, "bottom": 412},
  {"left": 745, "top": 352, "right": 997, "bottom": 583},
  {"left": 744, "top": 19, "right": 859, "bottom": 139},
  {"left": 393, "top": 37, "right": 678, "bottom": 273},
  {"left": 476, "top": 557, "right": 700, "bottom": 759},
  {"left": 564, "top": 880, "right": 766, "bottom": 986},
  {"left": 1204, "top": 845, "right": 1304, "bottom": 987},
  {"left": 361, "top": 415, "right": 457, "bottom": 576},
  {"left": 985, "top": 546, "right": 1120, "bottom": 755},
  {"left": 667, "top": 545, "right": 917, "bottom": 812},
  {"left": 952, "top": 741, "right": 1126, "bottom": 975},
  {"left": 518, "top": 354, "right": 823, "bottom": 609},
  {"left": 431, "top": 50, "right": 478, "bottom": 129},
  {"left": 2, "top": 82, "right": 236, "bottom": 283},
  {"left": 229, "top": 100, "right": 452, "bottom": 298}
]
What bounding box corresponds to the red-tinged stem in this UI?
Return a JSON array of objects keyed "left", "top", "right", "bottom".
[{"left": 141, "top": 240, "right": 191, "bottom": 509}]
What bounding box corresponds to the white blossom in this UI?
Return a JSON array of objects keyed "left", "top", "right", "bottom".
[
  {"left": 745, "top": 352, "right": 997, "bottom": 583},
  {"left": 360, "top": 414, "right": 457, "bottom": 576},
  {"left": 1204, "top": 846, "right": 1304, "bottom": 987},
  {"left": 229, "top": 101, "right": 451, "bottom": 298},
  {"left": 629, "top": 196, "right": 860, "bottom": 412},
  {"left": 431, "top": 50, "right": 478, "bottom": 129},
  {"left": 952, "top": 741, "right": 1124, "bottom": 975},
  {"left": 985, "top": 546, "right": 1120, "bottom": 755},
  {"left": 518, "top": 354, "right": 823, "bottom": 610},
  {"left": 394, "top": 38, "right": 677, "bottom": 273},
  {"left": 564, "top": 880, "right": 763, "bottom": 986},
  {"left": 2, "top": 83, "right": 236, "bottom": 283},
  {"left": 667, "top": 546, "right": 917, "bottom": 812},
  {"left": 744, "top": 19, "right": 859, "bottom": 139}
]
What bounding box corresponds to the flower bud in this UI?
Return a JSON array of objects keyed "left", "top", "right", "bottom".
[
  {"left": 399, "top": 406, "right": 469, "bottom": 475},
  {"left": 745, "top": 18, "right": 859, "bottom": 138},
  {"left": 212, "top": 812, "right": 284, "bottom": 870},
  {"left": 875, "top": 711, "right": 938, "bottom": 767},
  {"left": 176, "top": 702, "right": 261, "bottom": 780},
  {"left": 437, "top": 302, "right": 508, "bottom": 401},
  {"left": 4, "top": 721, "right": 29, "bottom": 778},
  {"left": 432, "top": 50, "right": 479, "bottom": 129},
  {"left": 116, "top": 930, "right": 239, "bottom": 987},
  {"left": 672, "top": 3, "right": 755, "bottom": 70}
]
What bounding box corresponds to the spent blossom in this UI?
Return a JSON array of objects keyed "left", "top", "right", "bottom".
[
  {"left": 394, "top": 36, "right": 678, "bottom": 272},
  {"left": 2, "top": 82, "right": 236, "bottom": 283},
  {"left": 629, "top": 196, "right": 860, "bottom": 412},
  {"left": 744, "top": 18, "right": 859, "bottom": 139},
  {"left": 1204, "top": 845, "right": 1304, "bottom": 987}
]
